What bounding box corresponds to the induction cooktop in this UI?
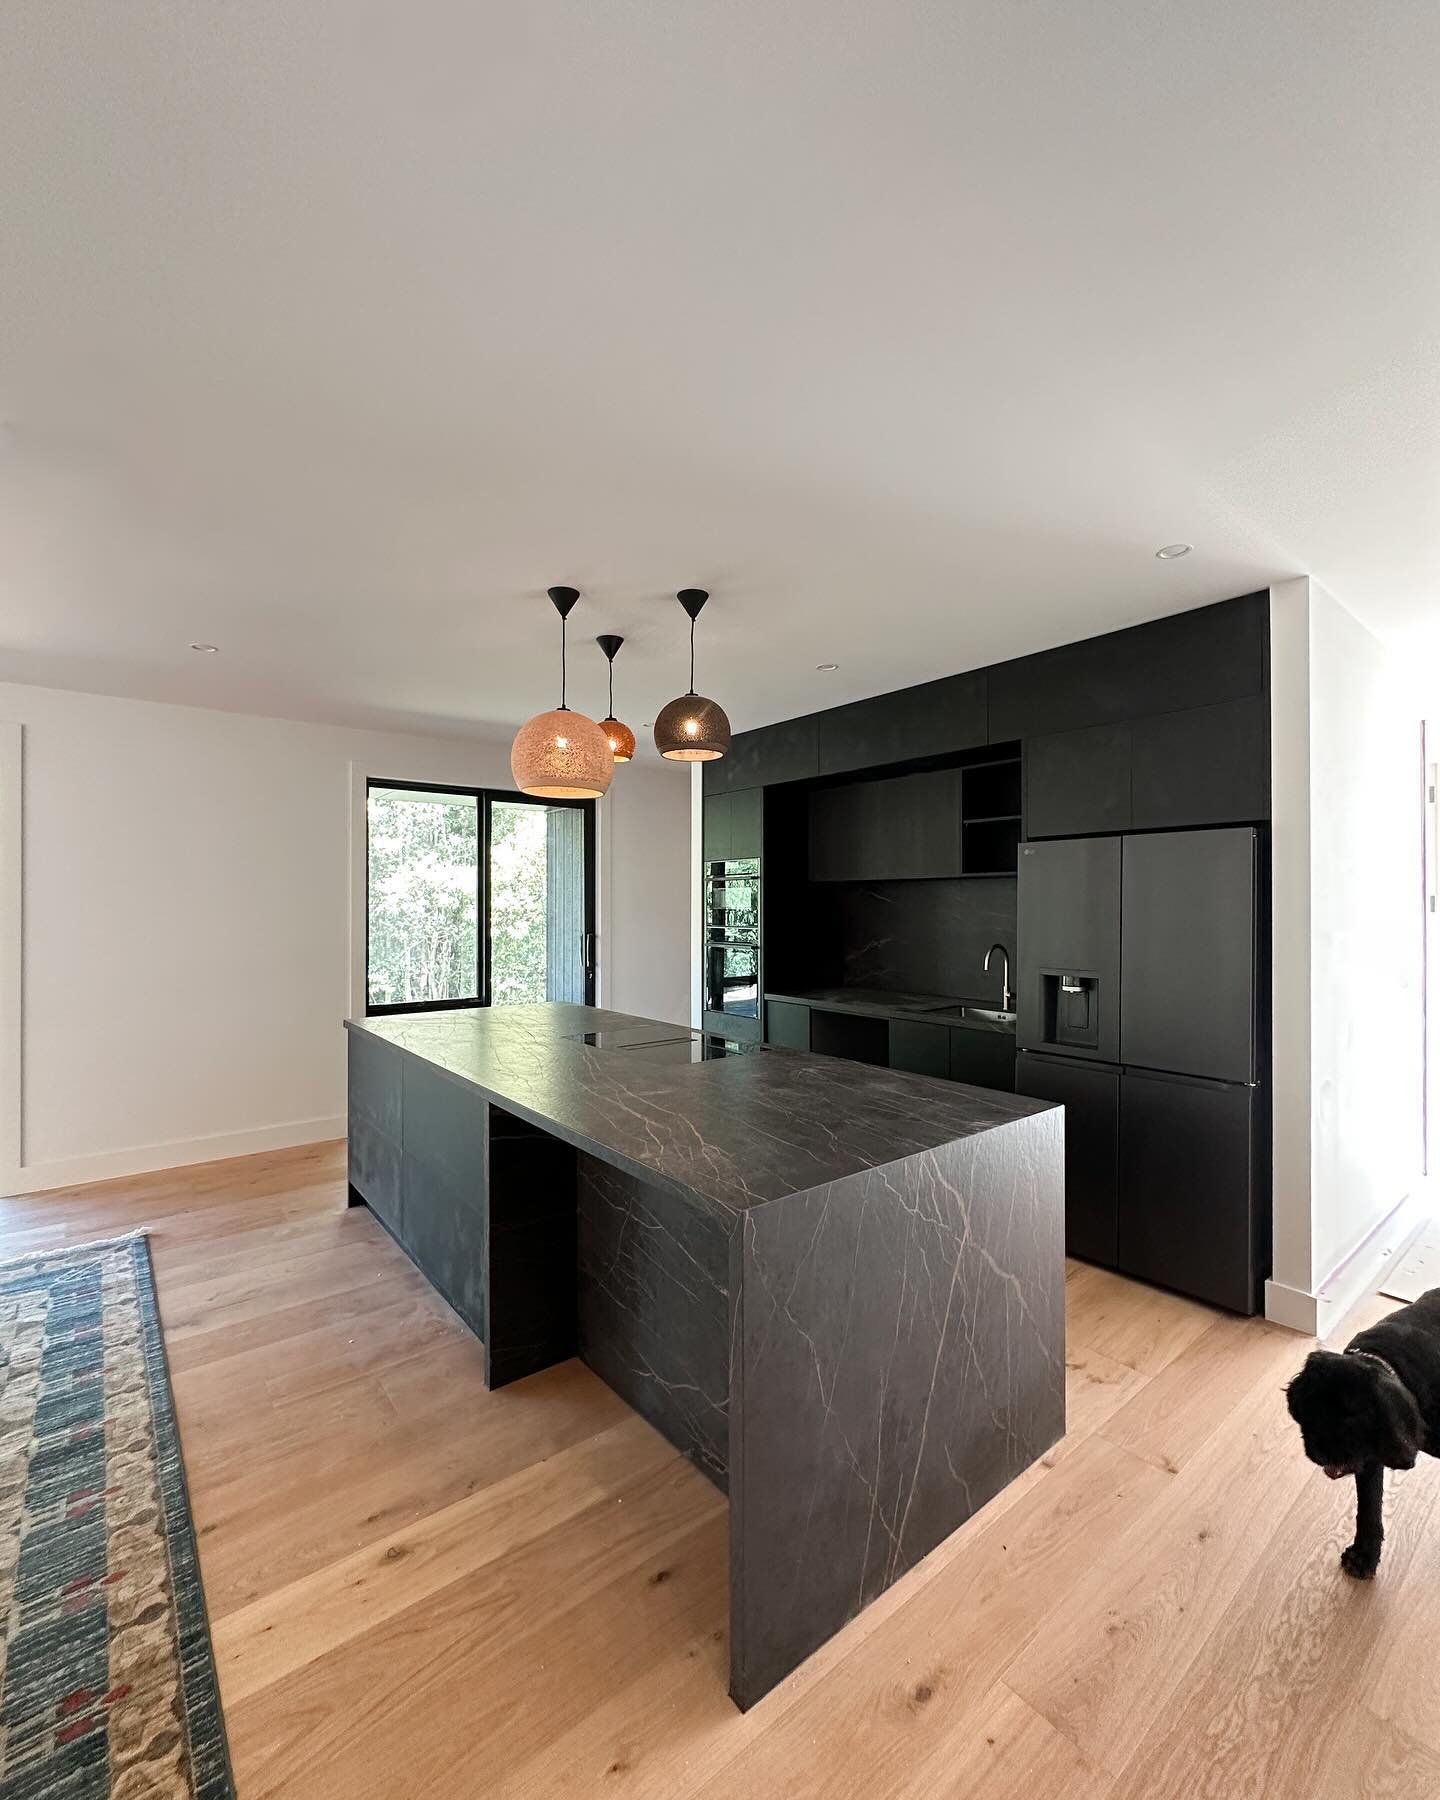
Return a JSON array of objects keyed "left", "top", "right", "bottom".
[{"left": 575, "top": 1028, "right": 771, "bottom": 1062}]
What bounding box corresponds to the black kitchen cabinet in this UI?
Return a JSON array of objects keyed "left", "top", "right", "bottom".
[
  {"left": 1014, "top": 1052, "right": 1119, "bottom": 1266},
  {"left": 988, "top": 592, "right": 1267, "bottom": 742},
  {"left": 816, "top": 671, "right": 987, "bottom": 778},
  {"left": 808, "top": 769, "right": 962, "bottom": 881},
  {"left": 1025, "top": 724, "right": 1132, "bottom": 839},
  {"left": 703, "top": 794, "right": 730, "bottom": 862},
  {"left": 1118, "top": 1069, "right": 1259, "bottom": 1313},
  {"left": 765, "top": 999, "right": 812, "bottom": 1051},
  {"left": 704, "top": 715, "right": 821, "bottom": 794},
  {"left": 1120, "top": 828, "right": 1256, "bottom": 1083},
  {"left": 1016, "top": 836, "right": 1122, "bottom": 1062},
  {"left": 728, "top": 787, "right": 763, "bottom": 859},
  {"left": 1026, "top": 696, "right": 1269, "bottom": 838},
  {"left": 704, "top": 788, "right": 764, "bottom": 862},
  {"left": 889, "top": 1019, "right": 951, "bottom": 1079},
  {"left": 810, "top": 1009, "right": 888, "bottom": 1065},
  {"left": 949, "top": 1027, "right": 1016, "bottom": 1093},
  {"left": 1129, "top": 696, "right": 1269, "bottom": 830}
]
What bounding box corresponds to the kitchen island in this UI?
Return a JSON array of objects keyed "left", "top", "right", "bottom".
[{"left": 345, "top": 1003, "right": 1064, "bottom": 1708}]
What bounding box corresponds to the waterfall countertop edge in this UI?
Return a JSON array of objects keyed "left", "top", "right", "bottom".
[{"left": 345, "top": 1003, "right": 1056, "bottom": 1219}]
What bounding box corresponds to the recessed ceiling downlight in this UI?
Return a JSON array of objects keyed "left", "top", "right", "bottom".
[
  {"left": 816, "top": 662, "right": 840, "bottom": 672},
  {"left": 1155, "top": 543, "right": 1193, "bottom": 560},
  {"left": 189, "top": 642, "right": 219, "bottom": 653}
]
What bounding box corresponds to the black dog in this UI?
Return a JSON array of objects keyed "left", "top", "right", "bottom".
[{"left": 1286, "top": 1288, "right": 1438, "bottom": 1578}]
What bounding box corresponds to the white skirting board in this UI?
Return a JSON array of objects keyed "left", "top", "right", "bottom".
[
  {"left": 0, "top": 1115, "right": 345, "bottom": 1198},
  {"left": 1265, "top": 1187, "right": 1433, "bottom": 1338}
]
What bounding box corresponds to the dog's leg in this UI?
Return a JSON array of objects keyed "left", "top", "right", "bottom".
[{"left": 1341, "top": 1463, "right": 1384, "bottom": 1579}]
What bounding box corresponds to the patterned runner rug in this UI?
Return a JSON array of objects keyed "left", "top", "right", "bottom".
[{"left": 0, "top": 1233, "right": 234, "bottom": 1798}]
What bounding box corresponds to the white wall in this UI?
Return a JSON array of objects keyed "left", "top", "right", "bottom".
[
  {"left": 598, "top": 754, "right": 693, "bottom": 1028},
  {"left": 1267, "top": 579, "right": 1427, "bottom": 1333},
  {"left": 0, "top": 682, "right": 691, "bottom": 1192}
]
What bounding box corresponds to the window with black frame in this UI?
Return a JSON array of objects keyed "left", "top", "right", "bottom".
[{"left": 365, "top": 781, "right": 595, "bottom": 1015}]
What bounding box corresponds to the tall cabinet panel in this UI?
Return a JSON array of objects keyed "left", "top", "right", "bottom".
[
  {"left": 1119, "top": 827, "right": 1256, "bottom": 1082},
  {"left": 1118, "top": 1070, "right": 1259, "bottom": 1313}
]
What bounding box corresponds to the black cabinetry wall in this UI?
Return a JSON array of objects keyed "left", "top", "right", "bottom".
[
  {"left": 706, "top": 591, "right": 1269, "bottom": 823},
  {"left": 1025, "top": 694, "right": 1269, "bottom": 839},
  {"left": 701, "top": 590, "right": 1273, "bottom": 1312}
]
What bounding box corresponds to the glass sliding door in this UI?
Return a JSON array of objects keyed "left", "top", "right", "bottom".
[
  {"left": 366, "top": 781, "right": 595, "bottom": 1015},
  {"left": 366, "top": 785, "right": 481, "bottom": 1011},
  {"left": 488, "top": 797, "right": 593, "bottom": 1006}
]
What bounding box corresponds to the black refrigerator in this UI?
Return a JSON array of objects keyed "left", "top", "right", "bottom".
[{"left": 1015, "top": 827, "right": 1266, "bottom": 1314}]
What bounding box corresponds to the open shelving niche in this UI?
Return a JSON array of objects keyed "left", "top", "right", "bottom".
[{"left": 960, "top": 753, "right": 1021, "bottom": 876}]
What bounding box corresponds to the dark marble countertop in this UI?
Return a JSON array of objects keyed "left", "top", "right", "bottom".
[
  {"left": 764, "top": 986, "right": 1016, "bottom": 1035},
  {"left": 347, "top": 1003, "right": 1049, "bottom": 1220}
]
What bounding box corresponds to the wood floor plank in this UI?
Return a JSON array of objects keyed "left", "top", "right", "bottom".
[
  {"left": 1102, "top": 1455, "right": 1440, "bottom": 1800},
  {"left": 1098, "top": 1314, "right": 1302, "bottom": 1472},
  {"left": 1065, "top": 1261, "right": 1218, "bottom": 1377},
  {"left": 214, "top": 1415, "right": 683, "bottom": 1706},
  {"left": 1002, "top": 1366, "right": 1313, "bottom": 1776},
  {"left": 13, "top": 1137, "right": 1440, "bottom": 1800},
  {"left": 646, "top": 1437, "right": 1167, "bottom": 1800},
  {"left": 1313, "top": 1708, "right": 1440, "bottom": 1800},
  {"left": 227, "top": 1465, "right": 727, "bottom": 1799},
  {"left": 195, "top": 1360, "right": 634, "bottom": 1612},
  {"left": 1349, "top": 1463, "right": 1440, "bottom": 1756},
  {"left": 1063, "top": 1340, "right": 1150, "bottom": 1441}
]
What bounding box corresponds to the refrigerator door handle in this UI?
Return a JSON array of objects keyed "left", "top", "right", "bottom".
[{"left": 1121, "top": 1065, "right": 1253, "bottom": 1093}]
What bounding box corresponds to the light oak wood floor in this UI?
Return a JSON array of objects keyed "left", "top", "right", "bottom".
[{"left": 3, "top": 1142, "right": 1435, "bottom": 1798}]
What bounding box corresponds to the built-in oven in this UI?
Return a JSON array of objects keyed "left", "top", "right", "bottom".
[
  {"left": 705, "top": 858, "right": 759, "bottom": 938},
  {"left": 703, "top": 857, "right": 760, "bottom": 1034},
  {"left": 705, "top": 933, "right": 761, "bottom": 1022}
]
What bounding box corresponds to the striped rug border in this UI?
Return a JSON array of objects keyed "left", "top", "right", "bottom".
[{"left": 0, "top": 1229, "right": 237, "bottom": 1798}]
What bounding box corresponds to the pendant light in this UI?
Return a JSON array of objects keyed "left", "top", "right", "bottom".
[
  {"left": 511, "top": 587, "right": 614, "bottom": 799},
  {"left": 595, "top": 634, "right": 636, "bottom": 764},
  {"left": 654, "top": 589, "right": 732, "bottom": 762}
]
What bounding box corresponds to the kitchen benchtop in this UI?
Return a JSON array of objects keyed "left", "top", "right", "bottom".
[
  {"left": 347, "top": 1003, "right": 1045, "bottom": 1220},
  {"left": 764, "top": 986, "right": 1017, "bottom": 1034}
]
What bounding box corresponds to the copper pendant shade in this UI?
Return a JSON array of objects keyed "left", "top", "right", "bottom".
[
  {"left": 654, "top": 589, "right": 732, "bottom": 762},
  {"left": 511, "top": 588, "right": 614, "bottom": 800},
  {"left": 595, "top": 633, "right": 637, "bottom": 764}
]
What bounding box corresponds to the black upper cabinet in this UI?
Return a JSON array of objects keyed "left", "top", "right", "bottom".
[
  {"left": 1025, "top": 724, "right": 1132, "bottom": 838},
  {"left": 727, "top": 787, "right": 763, "bottom": 860},
  {"left": 816, "top": 671, "right": 987, "bottom": 778},
  {"left": 988, "top": 592, "right": 1267, "bottom": 742},
  {"left": 809, "top": 769, "right": 962, "bottom": 881},
  {"left": 704, "top": 788, "right": 764, "bottom": 861},
  {"left": 704, "top": 715, "right": 820, "bottom": 794},
  {"left": 702, "top": 794, "right": 731, "bottom": 862},
  {"left": 1130, "top": 695, "right": 1269, "bottom": 830}
]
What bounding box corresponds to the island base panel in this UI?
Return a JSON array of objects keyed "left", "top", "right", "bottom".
[
  {"left": 728, "top": 1108, "right": 1066, "bottom": 1709},
  {"left": 484, "top": 1106, "right": 579, "bottom": 1389},
  {"left": 577, "top": 1157, "right": 732, "bottom": 1491}
]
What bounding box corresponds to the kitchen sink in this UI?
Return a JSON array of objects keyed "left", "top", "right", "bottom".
[{"left": 916, "top": 1003, "right": 1016, "bottom": 1026}]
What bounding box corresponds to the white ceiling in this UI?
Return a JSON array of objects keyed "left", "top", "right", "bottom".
[{"left": 3, "top": 1, "right": 1439, "bottom": 749}]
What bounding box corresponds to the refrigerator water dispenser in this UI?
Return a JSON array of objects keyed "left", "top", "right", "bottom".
[{"left": 1040, "top": 970, "right": 1101, "bottom": 1052}]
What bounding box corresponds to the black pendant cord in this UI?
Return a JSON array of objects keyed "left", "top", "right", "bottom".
[
  {"left": 608, "top": 656, "right": 615, "bottom": 717},
  {"left": 689, "top": 613, "right": 696, "bottom": 695},
  {"left": 559, "top": 612, "right": 569, "bottom": 712}
]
